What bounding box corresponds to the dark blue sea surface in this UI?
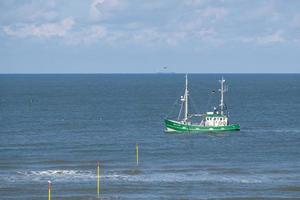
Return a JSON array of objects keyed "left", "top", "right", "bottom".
[{"left": 0, "top": 74, "right": 300, "bottom": 199}]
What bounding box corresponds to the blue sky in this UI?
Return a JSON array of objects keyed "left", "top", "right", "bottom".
[{"left": 1, "top": 0, "right": 300, "bottom": 73}]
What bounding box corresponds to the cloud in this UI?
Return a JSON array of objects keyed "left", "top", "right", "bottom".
[
  {"left": 3, "top": 17, "right": 74, "bottom": 38},
  {"left": 291, "top": 14, "right": 300, "bottom": 28},
  {"left": 240, "top": 30, "right": 285, "bottom": 45},
  {"left": 103, "top": 26, "right": 218, "bottom": 47},
  {"left": 200, "top": 7, "right": 227, "bottom": 21},
  {"left": 0, "top": 0, "right": 59, "bottom": 23},
  {"left": 256, "top": 30, "right": 285, "bottom": 44},
  {"left": 242, "top": 1, "right": 281, "bottom": 22},
  {"left": 90, "top": 0, "right": 104, "bottom": 19},
  {"left": 130, "top": 29, "right": 187, "bottom": 46},
  {"left": 66, "top": 25, "right": 107, "bottom": 45},
  {"left": 178, "top": 6, "right": 227, "bottom": 32},
  {"left": 184, "top": 0, "right": 212, "bottom": 6},
  {"left": 90, "top": 0, "right": 122, "bottom": 20},
  {"left": 1, "top": 1, "right": 295, "bottom": 47}
]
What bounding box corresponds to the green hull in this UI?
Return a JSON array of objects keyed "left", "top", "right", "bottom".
[{"left": 165, "top": 119, "right": 240, "bottom": 133}]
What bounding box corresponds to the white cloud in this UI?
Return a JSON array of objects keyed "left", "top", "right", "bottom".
[
  {"left": 1, "top": 1, "right": 293, "bottom": 47},
  {"left": 66, "top": 25, "right": 107, "bottom": 45},
  {"left": 194, "top": 28, "right": 216, "bottom": 39},
  {"left": 243, "top": 1, "right": 280, "bottom": 22},
  {"left": 131, "top": 29, "right": 187, "bottom": 46},
  {"left": 200, "top": 7, "right": 227, "bottom": 21},
  {"left": 90, "top": 0, "right": 122, "bottom": 20},
  {"left": 72, "top": 27, "right": 188, "bottom": 47},
  {"left": 291, "top": 14, "right": 300, "bottom": 28},
  {"left": 179, "top": 6, "right": 227, "bottom": 32},
  {"left": 3, "top": 18, "right": 74, "bottom": 38},
  {"left": 240, "top": 30, "right": 285, "bottom": 45},
  {"left": 90, "top": 0, "right": 104, "bottom": 19},
  {"left": 0, "top": 0, "right": 59, "bottom": 23},
  {"left": 184, "top": 0, "right": 211, "bottom": 6},
  {"left": 256, "top": 30, "right": 285, "bottom": 44}
]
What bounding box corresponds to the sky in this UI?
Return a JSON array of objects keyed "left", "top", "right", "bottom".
[{"left": 0, "top": 0, "right": 300, "bottom": 73}]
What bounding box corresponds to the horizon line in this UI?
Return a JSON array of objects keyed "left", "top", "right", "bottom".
[{"left": 0, "top": 72, "right": 300, "bottom": 75}]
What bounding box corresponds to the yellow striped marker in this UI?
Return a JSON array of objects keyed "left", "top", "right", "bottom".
[
  {"left": 48, "top": 180, "right": 51, "bottom": 200},
  {"left": 136, "top": 143, "right": 139, "bottom": 166},
  {"left": 97, "top": 162, "right": 100, "bottom": 198}
]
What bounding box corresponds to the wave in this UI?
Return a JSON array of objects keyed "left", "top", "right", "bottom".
[
  {"left": 6, "top": 169, "right": 267, "bottom": 184},
  {"left": 244, "top": 128, "right": 300, "bottom": 134},
  {"left": 14, "top": 170, "right": 95, "bottom": 182},
  {"left": 17, "top": 170, "right": 92, "bottom": 177},
  {"left": 124, "top": 171, "right": 265, "bottom": 184},
  {"left": 278, "top": 185, "right": 300, "bottom": 192}
]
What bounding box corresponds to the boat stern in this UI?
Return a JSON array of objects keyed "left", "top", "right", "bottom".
[{"left": 164, "top": 119, "right": 187, "bottom": 132}]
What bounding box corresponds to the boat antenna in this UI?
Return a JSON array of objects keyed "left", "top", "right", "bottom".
[
  {"left": 184, "top": 74, "right": 188, "bottom": 121},
  {"left": 219, "top": 77, "right": 226, "bottom": 115}
]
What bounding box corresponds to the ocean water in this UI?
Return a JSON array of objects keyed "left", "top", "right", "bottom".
[{"left": 0, "top": 74, "right": 300, "bottom": 200}]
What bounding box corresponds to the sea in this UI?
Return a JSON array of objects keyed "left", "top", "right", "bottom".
[{"left": 0, "top": 74, "right": 300, "bottom": 200}]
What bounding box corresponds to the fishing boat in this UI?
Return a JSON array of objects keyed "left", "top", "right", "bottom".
[{"left": 164, "top": 75, "right": 240, "bottom": 132}]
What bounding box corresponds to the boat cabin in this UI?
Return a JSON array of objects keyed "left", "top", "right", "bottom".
[{"left": 204, "top": 112, "right": 228, "bottom": 126}]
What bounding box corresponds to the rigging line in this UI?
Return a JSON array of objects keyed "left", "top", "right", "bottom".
[
  {"left": 176, "top": 87, "right": 186, "bottom": 120},
  {"left": 224, "top": 103, "right": 229, "bottom": 115},
  {"left": 206, "top": 90, "right": 215, "bottom": 111},
  {"left": 164, "top": 86, "right": 185, "bottom": 118},
  {"left": 189, "top": 95, "right": 201, "bottom": 115},
  {"left": 164, "top": 98, "right": 179, "bottom": 118},
  {"left": 177, "top": 100, "right": 184, "bottom": 121}
]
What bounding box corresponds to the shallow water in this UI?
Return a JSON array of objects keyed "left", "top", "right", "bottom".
[{"left": 0, "top": 74, "right": 300, "bottom": 199}]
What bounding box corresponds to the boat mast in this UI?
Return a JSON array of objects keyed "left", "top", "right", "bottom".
[
  {"left": 219, "top": 77, "right": 225, "bottom": 115},
  {"left": 184, "top": 74, "right": 188, "bottom": 121}
]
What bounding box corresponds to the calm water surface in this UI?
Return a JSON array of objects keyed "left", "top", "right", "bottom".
[{"left": 0, "top": 74, "right": 300, "bottom": 199}]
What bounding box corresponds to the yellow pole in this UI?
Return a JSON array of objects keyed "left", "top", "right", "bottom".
[
  {"left": 136, "top": 143, "right": 139, "bottom": 166},
  {"left": 48, "top": 181, "right": 51, "bottom": 200},
  {"left": 97, "top": 162, "right": 100, "bottom": 198}
]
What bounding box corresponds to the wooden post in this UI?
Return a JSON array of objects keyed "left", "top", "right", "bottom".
[
  {"left": 136, "top": 143, "right": 139, "bottom": 166},
  {"left": 48, "top": 181, "right": 51, "bottom": 200},
  {"left": 97, "top": 162, "right": 100, "bottom": 198}
]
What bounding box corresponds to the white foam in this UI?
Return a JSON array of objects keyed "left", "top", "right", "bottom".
[
  {"left": 18, "top": 170, "right": 92, "bottom": 177},
  {"left": 14, "top": 170, "right": 95, "bottom": 182},
  {"left": 6, "top": 169, "right": 283, "bottom": 184},
  {"left": 123, "top": 171, "right": 265, "bottom": 184}
]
